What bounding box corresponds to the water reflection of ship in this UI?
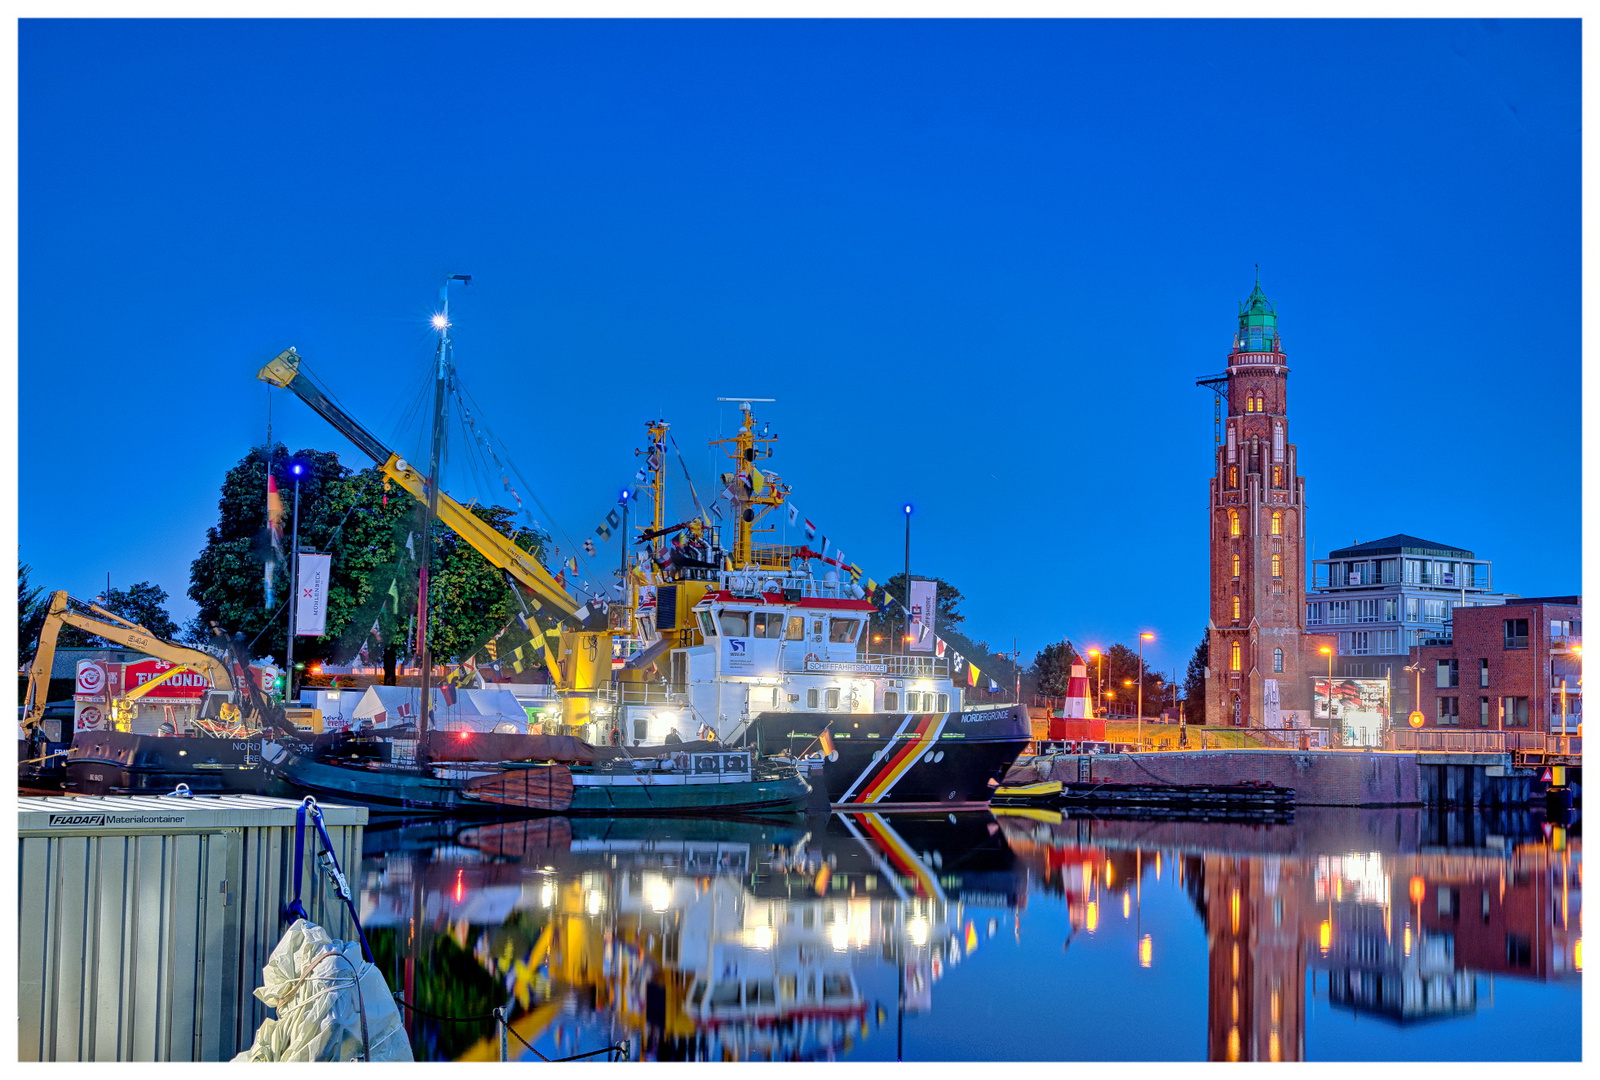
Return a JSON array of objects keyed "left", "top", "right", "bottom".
[
  {"left": 993, "top": 809, "right": 1582, "bottom": 1062},
  {"left": 360, "top": 810, "right": 1024, "bottom": 1061}
]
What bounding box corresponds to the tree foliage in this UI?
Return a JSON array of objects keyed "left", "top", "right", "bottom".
[
  {"left": 18, "top": 559, "right": 48, "bottom": 659},
  {"left": 53, "top": 581, "right": 181, "bottom": 648},
  {"left": 1094, "top": 642, "right": 1168, "bottom": 718},
  {"left": 1025, "top": 640, "right": 1084, "bottom": 698},
  {"left": 187, "top": 443, "right": 543, "bottom": 677},
  {"left": 1185, "top": 633, "right": 1209, "bottom": 725}
]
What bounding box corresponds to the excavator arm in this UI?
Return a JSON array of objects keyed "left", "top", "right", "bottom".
[{"left": 20, "top": 591, "right": 301, "bottom": 737}]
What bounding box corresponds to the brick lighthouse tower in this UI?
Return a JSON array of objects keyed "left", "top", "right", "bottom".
[{"left": 1198, "top": 277, "right": 1311, "bottom": 728}]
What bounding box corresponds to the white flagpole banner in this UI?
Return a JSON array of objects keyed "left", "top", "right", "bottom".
[
  {"left": 908, "top": 578, "right": 936, "bottom": 653},
  {"left": 295, "top": 553, "right": 333, "bottom": 636}
]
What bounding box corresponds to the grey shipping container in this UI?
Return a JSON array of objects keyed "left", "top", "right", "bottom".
[{"left": 18, "top": 793, "right": 367, "bottom": 1062}]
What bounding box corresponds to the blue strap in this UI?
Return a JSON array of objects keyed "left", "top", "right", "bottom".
[
  {"left": 307, "top": 805, "right": 376, "bottom": 963},
  {"left": 283, "top": 797, "right": 312, "bottom": 924}
]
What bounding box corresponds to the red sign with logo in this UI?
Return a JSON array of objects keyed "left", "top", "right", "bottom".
[{"left": 123, "top": 658, "right": 212, "bottom": 699}]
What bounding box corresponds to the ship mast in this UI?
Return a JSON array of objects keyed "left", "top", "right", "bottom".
[
  {"left": 416, "top": 274, "right": 470, "bottom": 742},
  {"left": 711, "top": 398, "right": 787, "bottom": 571}
]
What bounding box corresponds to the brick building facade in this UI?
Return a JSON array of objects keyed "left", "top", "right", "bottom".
[
  {"left": 1408, "top": 596, "right": 1581, "bottom": 735},
  {"left": 1202, "top": 280, "right": 1316, "bottom": 727}
]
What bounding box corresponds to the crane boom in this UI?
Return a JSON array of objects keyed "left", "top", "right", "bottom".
[
  {"left": 257, "top": 348, "right": 590, "bottom": 626},
  {"left": 258, "top": 347, "right": 613, "bottom": 727}
]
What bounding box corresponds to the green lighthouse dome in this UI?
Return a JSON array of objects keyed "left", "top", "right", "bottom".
[{"left": 1235, "top": 275, "right": 1279, "bottom": 353}]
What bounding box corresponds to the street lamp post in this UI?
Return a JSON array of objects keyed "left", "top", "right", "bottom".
[
  {"left": 902, "top": 503, "right": 912, "bottom": 663},
  {"left": 285, "top": 461, "right": 304, "bottom": 703},
  {"left": 1319, "top": 644, "right": 1335, "bottom": 749},
  {"left": 1088, "top": 648, "right": 1102, "bottom": 715},
  {"left": 1137, "top": 632, "right": 1154, "bottom": 750}
]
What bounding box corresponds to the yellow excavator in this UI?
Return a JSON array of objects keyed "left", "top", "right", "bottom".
[
  {"left": 21, "top": 590, "right": 302, "bottom": 793},
  {"left": 23, "top": 591, "right": 273, "bottom": 734},
  {"left": 258, "top": 347, "right": 617, "bottom": 732}
]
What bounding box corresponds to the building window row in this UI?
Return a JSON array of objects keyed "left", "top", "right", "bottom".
[{"left": 1336, "top": 630, "right": 1397, "bottom": 656}]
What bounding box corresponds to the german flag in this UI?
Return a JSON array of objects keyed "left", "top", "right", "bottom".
[{"left": 818, "top": 724, "right": 836, "bottom": 757}]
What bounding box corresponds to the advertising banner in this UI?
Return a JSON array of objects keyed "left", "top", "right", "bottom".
[
  {"left": 123, "top": 659, "right": 211, "bottom": 699},
  {"left": 1312, "top": 676, "right": 1391, "bottom": 747},
  {"left": 74, "top": 659, "right": 108, "bottom": 700},
  {"left": 74, "top": 701, "right": 108, "bottom": 733},
  {"left": 908, "top": 579, "right": 936, "bottom": 653},
  {"left": 295, "top": 553, "right": 333, "bottom": 636}
]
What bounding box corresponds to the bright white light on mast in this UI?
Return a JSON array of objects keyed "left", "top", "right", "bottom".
[{"left": 431, "top": 313, "right": 449, "bottom": 330}]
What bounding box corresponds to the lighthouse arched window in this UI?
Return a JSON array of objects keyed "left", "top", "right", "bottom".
[
  {"left": 1230, "top": 641, "right": 1242, "bottom": 671},
  {"left": 1228, "top": 510, "right": 1241, "bottom": 537},
  {"left": 1270, "top": 511, "right": 1283, "bottom": 536}
]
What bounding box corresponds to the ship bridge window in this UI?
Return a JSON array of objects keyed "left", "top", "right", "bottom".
[
  {"left": 937, "top": 692, "right": 949, "bottom": 712},
  {"left": 883, "top": 690, "right": 900, "bottom": 711},
  {"left": 698, "top": 611, "right": 717, "bottom": 636},
  {"left": 828, "top": 618, "right": 862, "bottom": 644},
  {"left": 806, "top": 688, "right": 819, "bottom": 709},
  {"left": 825, "top": 687, "right": 841, "bottom": 710},
  {"left": 719, "top": 610, "right": 750, "bottom": 637},
  {"left": 906, "top": 691, "right": 922, "bottom": 712},
  {"left": 752, "top": 611, "right": 783, "bottom": 639},
  {"left": 786, "top": 615, "right": 805, "bottom": 641}
]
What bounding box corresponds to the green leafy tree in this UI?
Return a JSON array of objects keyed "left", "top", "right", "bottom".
[
  {"left": 189, "top": 444, "right": 548, "bottom": 683},
  {"left": 187, "top": 443, "right": 356, "bottom": 660},
  {"left": 1025, "top": 640, "right": 1083, "bottom": 699},
  {"left": 1185, "top": 633, "right": 1209, "bottom": 725},
  {"left": 18, "top": 558, "right": 48, "bottom": 659},
  {"left": 1101, "top": 642, "right": 1167, "bottom": 718},
  {"left": 54, "top": 581, "right": 181, "bottom": 648}
]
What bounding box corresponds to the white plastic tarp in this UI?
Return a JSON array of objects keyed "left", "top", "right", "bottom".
[
  {"left": 232, "top": 919, "right": 412, "bottom": 1062},
  {"left": 350, "top": 685, "right": 528, "bottom": 732}
]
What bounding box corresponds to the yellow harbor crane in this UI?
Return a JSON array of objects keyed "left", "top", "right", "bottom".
[{"left": 258, "top": 348, "right": 616, "bottom": 731}]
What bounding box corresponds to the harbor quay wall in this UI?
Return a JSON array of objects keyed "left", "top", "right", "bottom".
[
  {"left": 1004, "top": 806, "right": 1546, "bottom": 861},
  {"left": 1024, "top": 748, "right": 1538, "bottom": 807},
  {"left": 1038, "top": 749, "right": 1423, "bottom": 806}
]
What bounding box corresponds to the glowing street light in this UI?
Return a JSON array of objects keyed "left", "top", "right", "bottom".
[
  {"left": 1138, "top": 632, "right": 1155, "bottom": 750},
  {"left": 1319, "top": 644, "right": 1336, "bottom": 747}
]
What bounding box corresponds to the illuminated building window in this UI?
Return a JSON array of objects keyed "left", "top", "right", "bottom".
[
  {"left": 1230, "top": 641, "right": 1242, "bottom": 672},
  {"left": 1228, "top": 510, "right": 1241, "bottom": 537},
  {"left": 1272, "top": 465, "right": 1283, "bottom": 487},
  {"left": 1228, "top": 466, "right": 1239, "bottom": 488},
  {"left": 1232, "top": 554, "right": 1241, "bottom": 578},
  {"left": 1232, "top": 595, "right": 1241, "bottom": 620},
  {"left": 1271, "top": 553, "right": 1282, "bottom": 578},
  {"left": 1270, "top": 511, "right": 1283, "bottom": 536}
]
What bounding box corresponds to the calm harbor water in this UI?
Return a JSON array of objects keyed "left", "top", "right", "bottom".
[{"left": 356, "top": 807, "right": 1581, "bottom": 1062}]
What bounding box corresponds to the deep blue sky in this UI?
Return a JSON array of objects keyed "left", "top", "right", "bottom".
[{"left": 18, "top": 18, "right": 1581, "bottom": 672}]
